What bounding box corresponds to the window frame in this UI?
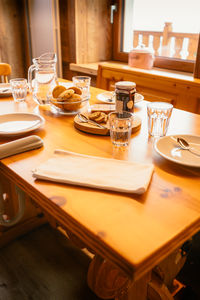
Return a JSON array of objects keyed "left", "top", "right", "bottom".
[{"left": 113, "top": 0, "right": 200, "bottom": 77}]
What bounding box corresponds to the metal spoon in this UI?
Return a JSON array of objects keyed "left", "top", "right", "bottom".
[
  {"left": 177, "top": 138, "right": 200, "bottom": 157},
  {"left": 107, "top": 98, "right": 114, "bottom": 103},
  {"left": 0, "top": 89, "right": 10, "bottom": 93},
  {"left": 78, "top": 113, "right": 106, "bottom": 129}
]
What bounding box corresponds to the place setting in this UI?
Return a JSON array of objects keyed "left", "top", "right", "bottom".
[
  {"left": 146, "top": 101, "right": 200, "bottom": 168},
  {"left": 0, "top": 109, "right": 44, "bottom": 159},
  {"left": 0, "top": 83, "right": 12, "bottom": 97},
  {"left": 155, "top": 134, "right": 200, "bottom": 168},
  {"left": 0, "top": 112, "right": 45, "bottom": 137},
  {"left": 0, "top": 73, "right": 45, "bottom": 159},
  {"left": 96, "top": 90, "right": 144, "bottom": 104},
  {"left": 0, "top": 76, "right": 45, "bottom": 137}
]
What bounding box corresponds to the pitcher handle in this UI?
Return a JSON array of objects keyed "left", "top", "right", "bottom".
[{"left": 28, "top": 64, "right": 36, "bottom": 92}]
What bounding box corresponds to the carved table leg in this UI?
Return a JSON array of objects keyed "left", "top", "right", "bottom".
[
  {"left": 87, "top": 254, "right": 130, "bottom": 299},
  {"left": 87, "top": 254, "right": 177, "bottom": 300},
  {"left": 147, "top": 272, "right": 174, "bottom": 300},
  {"left": 118, "top": 271, "right": 151, "bottom": 300},
  {"left": 87, "top": 254, "right": 152, "bottom": 300},
  {"left": 56, "top": 227, "right": 186, "bottom": 300}
]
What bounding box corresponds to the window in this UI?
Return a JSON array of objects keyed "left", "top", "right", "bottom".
[{"left": 113, "top": 0, "right": 200, "bottom": 75}]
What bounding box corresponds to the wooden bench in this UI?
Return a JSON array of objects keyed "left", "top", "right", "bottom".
[{"left": 96, "top": 63, "right": 200, "bottom": 114}]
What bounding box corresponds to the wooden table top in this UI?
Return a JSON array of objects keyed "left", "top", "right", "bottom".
[{"left": 0, "top": 83, "right": 200, "bottom": 281}]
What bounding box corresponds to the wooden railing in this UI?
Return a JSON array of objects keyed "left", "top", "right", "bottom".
[{"left": 133, "top": 22, "right": 199, "bottom": 60}]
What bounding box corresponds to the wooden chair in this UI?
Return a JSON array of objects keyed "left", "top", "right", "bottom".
[{"left": 0, "top": 63, "right": 12, "bottom": 83}]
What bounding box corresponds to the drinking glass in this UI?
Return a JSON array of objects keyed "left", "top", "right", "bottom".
[
  {"left": 10, "top": 78, "right": 27, "bottom": 102},
  {"left": 72, "top": 76, "right": 91, "bottom": 98},
  {"left": 147, "top": 102, "right": 173, "bottom": 137},
  {"left": 108, "top": 112, "right": 133, "bottom": 146}
]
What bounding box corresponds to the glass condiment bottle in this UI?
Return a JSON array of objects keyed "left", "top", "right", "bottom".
[{"left": 115, "top": 81, "right": 136, "bottom": 116}]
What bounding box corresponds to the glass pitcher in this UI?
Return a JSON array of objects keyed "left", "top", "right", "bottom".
[{"left": 28, "top": 52, "right": 57, "bottom": 105}]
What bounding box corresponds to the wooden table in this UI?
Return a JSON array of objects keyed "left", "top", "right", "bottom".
[{"left": 0, "top": 84, "right": 200, "bottom": 300}]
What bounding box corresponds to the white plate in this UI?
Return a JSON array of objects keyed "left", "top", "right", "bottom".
[
  {"left": 96, "top": 91, "right": 144, "bottom": 104},
  {"left": 0, "top": 113, "right": 45, "bottom": 136},
  {"left": 0, "top": 83, "right": 12, "bottom": 97},
  {"left": 155, "top": 134, "right": 200, "bottom": 167}
]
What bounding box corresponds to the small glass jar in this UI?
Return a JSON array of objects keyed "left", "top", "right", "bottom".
[
  {"left": 115, "top": 81, "right": 136, "bottom": 114},
  {"left": 128, "top": 46, "right": 154, "bottom": 69}
]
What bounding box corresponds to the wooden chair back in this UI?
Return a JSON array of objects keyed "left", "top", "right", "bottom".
[
  {"left": 95, "top": 63, "right": 188, "bottom": 111},
  {"left": 96, "top": 65, "right": 107, "bottom": 89},
  {"left": 0, "top": 63, "right": 12, "bottom": 83},
  {"left": 96, "top": 64, "right": 129, "bottom": 91}
]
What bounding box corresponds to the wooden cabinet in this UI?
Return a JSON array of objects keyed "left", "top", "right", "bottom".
[{"left": 97, "top": 63, "right": 200, "bottom": 114}]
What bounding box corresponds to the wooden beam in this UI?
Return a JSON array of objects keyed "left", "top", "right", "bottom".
[{"left": 194, "top": 34, "right": 200, "bottom": 78}]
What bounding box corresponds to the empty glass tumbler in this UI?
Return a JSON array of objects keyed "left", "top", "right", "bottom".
[
  {"left": 147, "top": 102, "right": 173, "bottom": 137},
  {"left": 10, "top": 78, "right": 27, "bottom": 102}
]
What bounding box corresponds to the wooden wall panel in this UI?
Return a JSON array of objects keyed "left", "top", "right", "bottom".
[
  {"left": 0, "top": 0, "right": 30, "bottom": 78},
  {"left": 97, "top": 63, "right": 200, "bottom": 113},
  {"left": 59, "top": 0, "right": 76, "bottom": 63},
  {"left": 59, "top": 0, "right": 112, "bottom": 79},
  {"left": 75, "top": 0, "right": 112, "bottom": 64},
  {"left": 194, "top": 34, "right": 200, "bottom": 79}
]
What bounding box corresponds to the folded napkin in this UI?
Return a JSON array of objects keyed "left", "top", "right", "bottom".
[
  {"left": 32, "top": 150, "right": 154, "bottom": 194},
  {"left": 0, "top": 135, "right": 43, "bottom": 159}
]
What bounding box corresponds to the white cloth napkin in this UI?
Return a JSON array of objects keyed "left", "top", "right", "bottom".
[
  {"left": 0, "top": 135, "right": 43, "bottom": 159},
  {"left": 33, "top": 150, "right": 154, "bottom": 194}
]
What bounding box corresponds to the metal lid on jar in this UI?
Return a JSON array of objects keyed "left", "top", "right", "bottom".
[{"left": 115, "top": 81, "right": 136, "bottom": 90}]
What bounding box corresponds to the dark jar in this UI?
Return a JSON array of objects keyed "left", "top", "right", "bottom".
[{"left": 115, "top": 81, "right": 136, "bottom": 115}]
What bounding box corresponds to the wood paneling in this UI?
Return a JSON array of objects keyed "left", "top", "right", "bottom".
[
  {"left": 0, "top": 0, "right": 30, "bottom": 78},
  {"left": 75, "top": 0, "right": 112, "bottom": 63},
  {"left": 59, "top": 0, "right": 112, "bottom": 79},
  {"left": 59, "top": 0, "right": 76, "bottom": 63},
  {"left": 194, "top": 34, "right": 200, "bottom": 79},
  {"left": 97, "top": 63, "right": 200, "bottom": 114}
]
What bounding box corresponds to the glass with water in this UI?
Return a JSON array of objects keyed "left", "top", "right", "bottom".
[
  {"left": 72, "top": 76, "right": 91, "bottom": 98},
  {"left": 10, "top": 78, "right": 27, "bottom": 102}
]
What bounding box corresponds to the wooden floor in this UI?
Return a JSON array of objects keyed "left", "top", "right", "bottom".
[
  {"left": 0, "top": 224, "right": 199, "bottom": 300},
  {"left": 0, "top": 224, "right": 101, "bottom": 300}
]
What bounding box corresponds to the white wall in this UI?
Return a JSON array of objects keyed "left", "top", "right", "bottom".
[{"left": 28, "top": 0, "right": 62, "bottom": 77}]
